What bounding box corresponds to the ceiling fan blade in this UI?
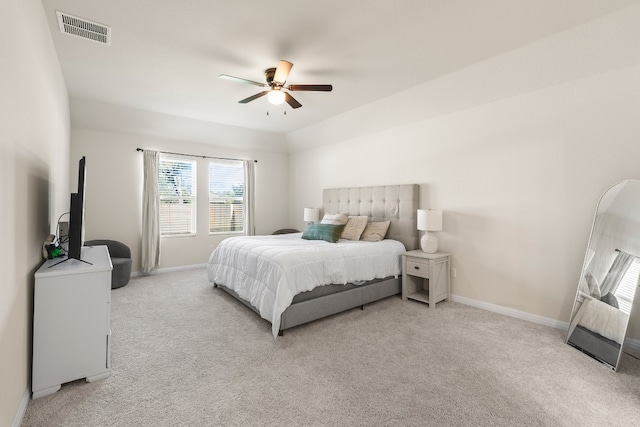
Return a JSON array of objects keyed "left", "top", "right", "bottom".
[
  {"left": 239, "top": 91, "right": 269, "bottom": 104},
  {"left": 287, "top": 84, "right": 333, "bottom": 92},
  {"left": 284, "top": 92, "right": 302, "bottom": 109},
  {"left": 219, "top": 74, "right": 267, "bottom": 88},
  {"left": 273, "top": 60, "right": 293, "bottom": 84}
]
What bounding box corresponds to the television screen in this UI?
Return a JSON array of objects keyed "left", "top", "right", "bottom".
[{"left": 67, "top": 156, "right": 86, "bottom": 260}]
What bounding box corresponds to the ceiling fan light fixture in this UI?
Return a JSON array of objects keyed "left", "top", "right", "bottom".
[{"left": 267, "top": 89, "right": 285, "bottom": 105}]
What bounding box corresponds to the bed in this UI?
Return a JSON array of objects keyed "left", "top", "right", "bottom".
[
  {"left": 566, "top": 294, "right": 628, "bottom": 368},
  {"left": 207, "top": 184, "right": 419, "bottom": 337}
]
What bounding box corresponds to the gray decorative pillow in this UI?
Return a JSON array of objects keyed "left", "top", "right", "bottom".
[
  {"left": 600, "top": 292, "right": 619, "bottom": 309},
  {"left": 302, "top": 224, "right": 346, "bottom": 243},
  {"left": 360, "top": 221, "right": 391, "bottom": 242},
  {"left": 341, "top": 216, "right": 368, "bottom": 240},
  {"left": 320, "top": 213, "right": 349, "bottom": 225}
]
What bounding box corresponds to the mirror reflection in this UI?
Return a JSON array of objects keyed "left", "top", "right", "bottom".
[{"left": 567, "top": 180, "right": 640, "bottom": 371}]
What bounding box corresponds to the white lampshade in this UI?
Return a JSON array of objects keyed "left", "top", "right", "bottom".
[
  {"left": 303, "top": 208, "right": 320, "bottom": 223},
  {"left": 417, "top": 209, "right": 443, "bottom": 231},
  {"left": 267, "top": 89, "right": 285, "bottom": 105}
]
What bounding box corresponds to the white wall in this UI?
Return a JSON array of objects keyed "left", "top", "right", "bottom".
[
  {"left": 0, "top": 0, "right": 69, "bottom": 424},
  {"left": 287, "top": 6, "right": 640, "bottom": 334},
  {"left": 71, "top": 108, "right": 289, "bottom": 272}
]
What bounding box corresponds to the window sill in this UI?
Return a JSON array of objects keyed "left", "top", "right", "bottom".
[
  {"left": 209, "top": 231, "right": 244, "bottom": 236},
  {"left": 161, "top": 233, "right": 196, "bottom": 238}
]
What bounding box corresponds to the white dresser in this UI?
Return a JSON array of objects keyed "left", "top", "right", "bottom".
[{"left": 32, "top": 245, "right": 113, "bottom": 398}]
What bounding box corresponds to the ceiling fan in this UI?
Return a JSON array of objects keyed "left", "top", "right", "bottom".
[{"left": 219, "top": 60, "right": 332, "bottom": 109}]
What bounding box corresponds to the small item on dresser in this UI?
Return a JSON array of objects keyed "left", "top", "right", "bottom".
[{"left": 42, "top": 234, "right": 64, "bottom": 259}]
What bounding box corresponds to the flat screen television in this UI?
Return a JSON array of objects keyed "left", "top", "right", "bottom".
[{"left": 67, "top": 156, "right": 86, "bottom": 260}]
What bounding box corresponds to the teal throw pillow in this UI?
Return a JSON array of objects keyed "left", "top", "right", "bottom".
[{"left": 301, "top": 224, "right": 345, "bottom": 243}]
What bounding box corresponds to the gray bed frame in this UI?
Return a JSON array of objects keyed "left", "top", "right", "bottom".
[
  {"left": 216, "top": 184, "right": 419, "bottom": 336},
  {"left": 567, "top": 325, "right": 621, "bottom": 368}
]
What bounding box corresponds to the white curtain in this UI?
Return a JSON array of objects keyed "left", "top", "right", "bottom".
[
  {"left": 600, "top": 250, "right": 635, "bottom": 295},
  {"left": 243, "top": 160, "right": 256, "bottom": 236},
  {"left": 141, "top": 150, "right": 160, "bottom": 273}
]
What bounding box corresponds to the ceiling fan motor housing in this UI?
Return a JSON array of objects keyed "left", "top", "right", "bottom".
[{"left": 265, "top": 68, "right": 277, "bottom": 86}]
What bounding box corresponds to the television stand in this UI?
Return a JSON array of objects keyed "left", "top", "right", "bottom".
[{"left": 32, "top": 245, "right": 112, "bottom": 398}]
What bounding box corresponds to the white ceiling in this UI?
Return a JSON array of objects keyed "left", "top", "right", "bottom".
[{"left": 41, "top": 0, "right": 638, "bottom": 135}]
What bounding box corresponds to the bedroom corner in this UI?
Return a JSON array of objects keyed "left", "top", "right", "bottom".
[{"left": 0, "top": 0, "right": 70, "bottom": 425}]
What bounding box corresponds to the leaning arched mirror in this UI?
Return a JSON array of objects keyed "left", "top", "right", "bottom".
[{"left": 566, "top": 180, "right": 640, "bottom": 371}]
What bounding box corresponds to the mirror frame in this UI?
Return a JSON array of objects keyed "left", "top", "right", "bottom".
[{"left": 566, "top": 179, "right": 640, "bottom": 371}]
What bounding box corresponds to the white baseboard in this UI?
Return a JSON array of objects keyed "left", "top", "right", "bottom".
[
  {"left": 451, "top": 294, "right": 569, "bottom": 329},
  {"left": 450, "top": 294, "right": 640, "bottom": 351},
  {"left": 12, "top": 386, "right": 30, "bottom": 427},
  {"left": 131, "top": 263, "right": 206, "bottom": 277}
]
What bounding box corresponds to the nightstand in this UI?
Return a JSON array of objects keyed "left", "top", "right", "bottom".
[{"left": 402, "top": 250, "right": 451, "bottom": 308}]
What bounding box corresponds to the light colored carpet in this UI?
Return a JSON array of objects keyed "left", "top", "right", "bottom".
[{"left": 22, "top": 267, "right": 640, "bottom": 426}]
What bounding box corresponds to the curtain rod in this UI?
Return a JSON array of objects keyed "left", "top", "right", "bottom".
[
  {"left": 136, "top": 148, "right": 257, "bottom": 163},
  {"left": 615, "top": 249, "right": 638, "bottom": 258}
]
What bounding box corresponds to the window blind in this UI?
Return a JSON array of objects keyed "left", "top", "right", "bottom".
[
  {"left": 159, "top": 157, "right": 196, "bottom": 235},
  {"left": 209, "top": 160, "right": 244, "bottom": 233},
  {"left": 615, "top": 258, "right": 640, "bottom": 314}
]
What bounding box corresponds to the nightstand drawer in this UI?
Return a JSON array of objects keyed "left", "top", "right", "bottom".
[{"left": 406, "top": 260, "right": 429, "bottom": 278}]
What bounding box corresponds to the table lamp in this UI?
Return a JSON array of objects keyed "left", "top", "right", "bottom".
[
  {"left": 417, "top": 209, "right": 442, "bottom": 253},
  {"left": 303, "top": 208, "right": 320, "bottom": 224}
]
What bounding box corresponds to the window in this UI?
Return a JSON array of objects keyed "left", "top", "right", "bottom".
[
  {"left": 209, "top": 160, "right": 244, "bottom": 233},
  {"left": 159, "top": 157, "right": 196, "bottom": 236},
  {"left": 614, "top": 258, "right": 640, "bottom": 314}
]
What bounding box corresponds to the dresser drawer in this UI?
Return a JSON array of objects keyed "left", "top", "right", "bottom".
[{"left": 406, "top": 259, "right": 429, "bottom": 278}]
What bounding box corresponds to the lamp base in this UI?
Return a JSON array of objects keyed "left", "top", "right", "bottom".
[{"left": 421, "top": 232, "right": 439, "bottom": 253}]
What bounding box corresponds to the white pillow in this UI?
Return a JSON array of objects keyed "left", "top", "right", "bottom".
[
  {"left": 321, "top": 213, "right": 348, "bottom": 225},
  {"left": 584, "top": 272, "right": 601, "bottom": 299}
]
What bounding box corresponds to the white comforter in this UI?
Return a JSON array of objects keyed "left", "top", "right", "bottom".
[
  {"left": 207, "top": 233, "right": 405, "bottom": 337},
  {"left": 577, "top": 297, "right": 628, "bottom": 344}
]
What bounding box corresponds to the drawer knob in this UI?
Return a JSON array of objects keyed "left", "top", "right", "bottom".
[{"left": 414, "top": 266, "right": 419, "bottom": 269}]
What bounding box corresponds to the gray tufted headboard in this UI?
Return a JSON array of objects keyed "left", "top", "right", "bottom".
[{"left": 322, "top": 184, "right": 419, "bottom": 250}]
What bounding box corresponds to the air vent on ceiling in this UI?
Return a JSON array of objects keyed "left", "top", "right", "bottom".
[{"left": 56, "top": 11, "right": 111, "bottom": 45}]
